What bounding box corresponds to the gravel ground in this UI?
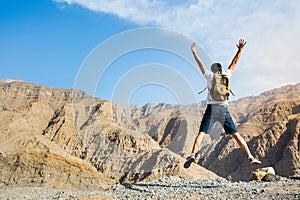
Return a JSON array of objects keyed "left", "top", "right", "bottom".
[{"left": 0, "top": 176, "right": 299, "bottom": 200}]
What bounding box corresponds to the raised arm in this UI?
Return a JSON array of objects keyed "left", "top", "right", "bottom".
[
  {"left": 228, "top": 39, "right": 246, "bottom": 73},
  {"left": 191, "top": 42, "right": 207, "bottom": 75}
]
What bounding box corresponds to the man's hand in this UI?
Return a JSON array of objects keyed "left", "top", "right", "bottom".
[
  {"left": 228, "top": 39, "right": 246, "bottom": 72},
  {"left": 191, "top": 42, "right": 206, "bottom": 75},
  {"left": 191, "top": 42, "right": 197, "bottom": 54},
  {"left": 236, "top": 39, "right": 246, "bottom": 50}
]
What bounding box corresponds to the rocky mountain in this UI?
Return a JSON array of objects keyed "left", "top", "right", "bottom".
[
  {"left": 127, "top": 83, "right": 300, "bottom": 181},
  {"left": 229, "top": 83, "right": 300, "bottom": 125},
  {"left": 150, "top": 84, "right": 300, "bottom": 181},
  {"left": 198, "top": 100, "right": 300, "bottom": 181},
  {"left": 0, "top": 80, "right": 216, "bottom": 190},
  {"left": 0, "top": 80, "right": 299, "bottom": 189}
]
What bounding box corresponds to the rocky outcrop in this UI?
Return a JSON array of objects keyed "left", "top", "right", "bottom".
[
  {"left": 0, "top": 81, "right": 217, "bottom": 189},
  {"left": 197, "top": 100, "right": 300, "bottom": 181},
  {"left": 132, "top": 84, "right": 300, "bottom": 182},
  {"left": 0, "top": 151, "right": 112, "bottom": 190},
  {"left": 252, "top": 167, "right": 276, "bottom": 181},
  {"left": 0, "top": 80, "right": 299, "bottom": 189},
  {"left": 0, "top": 82, "right": 112, "bottom": 189},
  {"left": 128, "top": 103, "right": 207, "bottom": 156},
  {"left": 229, "top": 83, "right": 300, "bottom": 125}
]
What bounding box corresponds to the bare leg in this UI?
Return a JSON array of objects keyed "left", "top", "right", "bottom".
[
  {"left": 191, "top": 131, "right": 206, "bottom": 154},
  {"left": 231, "top": 132, "right": 253, "bottom": 158},
  {"left": 232, "top": 132, "right": 262, "bottom": 164},
  {"left": 184, "top": 132, "right": 207, "bottom": 168}
]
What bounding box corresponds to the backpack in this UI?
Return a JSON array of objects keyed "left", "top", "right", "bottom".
[{"left": 209, "top": 73, "right": 231, "bottom": 101}]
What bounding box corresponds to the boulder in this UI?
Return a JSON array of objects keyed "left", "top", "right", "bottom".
[{"left": 252, "top": 167, "right": 276, "bottom": 181}]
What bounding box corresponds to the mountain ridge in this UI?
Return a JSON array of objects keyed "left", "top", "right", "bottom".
[{"left": 0, "top": 79, "right": 299, "bottom": 189}]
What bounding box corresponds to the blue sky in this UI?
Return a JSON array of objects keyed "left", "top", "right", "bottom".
[{"left": 1, "top": 0, "right": 299, "bottom": 105}]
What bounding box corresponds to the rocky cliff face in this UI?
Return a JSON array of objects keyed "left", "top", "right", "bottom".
[
  {"left": 0, "top": 81, "right": 217, "bottom": 189},
  {"left": 128, "top": 83, "right": 300, "bottom": 181},
  {"left": 0, "top": 80, "right": 299, "bottom": 189},
  {"left": 0, "top": 81, "right": 113, "bottom": 189},
  {"left": 229, "top": 83, "right": 300, "bottom": 125},
  {"left": 197, "top": 100, "right": 300, "bottom": 181}
]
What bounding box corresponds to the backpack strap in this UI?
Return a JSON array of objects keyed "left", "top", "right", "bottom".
[{"left": 198, "top": 86, "right": 207, "bottom": 94}]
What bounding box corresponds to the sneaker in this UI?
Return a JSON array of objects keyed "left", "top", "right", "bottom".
[
  {"left": 249, "top": 157, "right": 262, "bottom": 165},
  {"left": 184, "top": 155, "right": 195, "bottom": 168}
]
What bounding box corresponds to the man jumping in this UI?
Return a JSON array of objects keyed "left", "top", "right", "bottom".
[{"left": 184, "top": 39, "right": 261, "bottom": 168}]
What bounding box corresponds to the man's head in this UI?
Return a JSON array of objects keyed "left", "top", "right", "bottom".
[{"left": 211, "top": 63, "right": 222, "bottom": 73}]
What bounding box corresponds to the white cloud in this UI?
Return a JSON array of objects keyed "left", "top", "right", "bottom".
[
  {"left": 55, "top": 0, "right": 300, "bottom": 99},
  {"left": 231, "top": 1, "right": 300, "bottom": 97}
]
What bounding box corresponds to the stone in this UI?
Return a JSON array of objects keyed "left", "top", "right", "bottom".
[
  {"left": 252, "top": 167, "right": 276, "bottom": 181},
  {"left": 262, "top": 174, "right": 279, "bottom": 182}
]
